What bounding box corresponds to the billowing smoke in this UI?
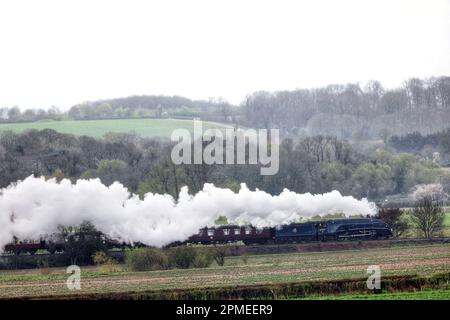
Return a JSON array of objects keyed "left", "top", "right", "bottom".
[{"left": 0, "top": 176, "right": 376, "bottom": 250}]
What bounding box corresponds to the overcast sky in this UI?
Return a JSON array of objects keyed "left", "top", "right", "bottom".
[{"left": 0, "top": 0, "right": 449, "bottom": 110}]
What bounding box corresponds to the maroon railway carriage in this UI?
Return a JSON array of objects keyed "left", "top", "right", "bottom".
[
  {"left": 4, "top": 240, "right": 46, "bottom": 255},
  {"left": 187, "top": 225, "right": 275, "bottom": 245}
]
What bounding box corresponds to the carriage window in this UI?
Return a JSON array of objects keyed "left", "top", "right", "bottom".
[
  {"left": 256, "top": 228, "right": 263, "bottom": 234},
  {"left": 223, "top": 229, "right": 230, "bottom": 235},
  {"left": 292, "top": 228, "right": 297, "bottom": 233},
  {"left": 234, "top": 228, "right": 241, "bottom": 235},
  {"left": 245, "top": 227, "right": 252, "bottom": 235},
  {"left": 207, "top": 229, "right": 215, "bottom": 236}
]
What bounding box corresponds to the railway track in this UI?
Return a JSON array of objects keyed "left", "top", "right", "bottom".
[
  {"left": 240, "top": 236, "right": 450, "bottom": 255},
  {"left": 1, "top": 237, "right": 449, "bottom": 259}
]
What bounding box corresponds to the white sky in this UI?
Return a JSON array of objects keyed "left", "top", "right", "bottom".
[{"left": 0, "top": 0, "right": 449, "bottom": 110}]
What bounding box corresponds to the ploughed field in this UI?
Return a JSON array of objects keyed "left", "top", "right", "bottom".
[
  {"left": 0, "top": 118, "right": 229, "bottom": 138},
  {"left": 0, "top": 243, "right": 449, "bottom": 299}
]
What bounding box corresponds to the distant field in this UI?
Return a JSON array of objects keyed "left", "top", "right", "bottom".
[
  {"left": 0, "top": 118, "right": 230, "bottom": 138},
  {"left": 0, "top": 243, "right": 449, "bottom": 299}
]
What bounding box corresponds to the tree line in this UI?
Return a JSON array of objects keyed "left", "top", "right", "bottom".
[
  {"left": 242, "top": 76, "right": 450, "bottom": 139},
  {"left": 2, "top": 77, "right": 449, "bottom": 143},
  {"left": 0, "top": 106, "right": 64, "bottom": 123},
  {"left": 0, "top": 129, "right": 444, "bottom": 201},
  {"left": 0, "top": 96, "right": 234, "bottom": 123}
]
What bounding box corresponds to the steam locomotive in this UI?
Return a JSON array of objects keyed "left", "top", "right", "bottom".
[
  {"left": 185, "top": 218, "right": 392, "bottom": 245},
  {"left": 3, "top": 218, "right": 392, "bottom": 254}
]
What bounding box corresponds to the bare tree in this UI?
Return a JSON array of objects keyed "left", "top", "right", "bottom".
[{"left": 411, "top": 196, "right": 445, "bottom": 238}]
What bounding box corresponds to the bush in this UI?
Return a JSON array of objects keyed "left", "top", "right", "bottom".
[
  {"left": 125, "top": 248, "right": 169, "bottom": 271},
  {"left": 37, "top": 257, "right": 51, "bottom": 275},
  {"left": 213, "top": 247, "right": 227, "bottom": 266},
  {"left": 377, "top": 208, "right": 409, "bottom": 237},
  {"left": 125, "top": 246, "right": 214, "bottom": 271},
  {"left": 428, "top": 272, "right": 450, "bottom": 285},
  {"left": 168, "top": 246, "right": 212, "bottom": 269},
  {"left": 240, "top": 247, "right": 248, "bottom": 264},
  {"left": 192, "top": 251, "right": 213, "bottom": 268},
  {"left": 168, "top": 246, "right": 196, "bottom": 268},
  {"left": 93, "top": 251, "right": 112, "bottom": 265},
  {"left": 92, "top": 251, "right": 119, "bottom": 272}
]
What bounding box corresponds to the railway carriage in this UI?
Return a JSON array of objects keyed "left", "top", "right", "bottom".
[
  {"left": 4, "top": 239, "right": 46, "bottom": 255},
  {"left": 187, "top": 225, "right": 275, "bottom": 245}
]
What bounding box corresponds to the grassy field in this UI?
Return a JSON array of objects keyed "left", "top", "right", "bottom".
[
  {"left": 0, "top": 243, "right": 449, "bottom": 299},
  {"left": 444, "top": 212, "right": 450, "bottom": 237},
  {"left": 304, "top": 289, "right": 450, "bottom": 300},
  {"left": 0, "top": 118, "right": 230, "bottom": 138},
  {"left": 445, "top": 211, "right": 450, "bottom": 227}
]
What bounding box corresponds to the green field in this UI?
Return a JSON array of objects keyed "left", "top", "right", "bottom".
[
  {"left": 445, "top": 211, "right": 450, "bottom": 227},
  {"left": 0, "top": 118, "right": 230, "bottom": 138},
  {"left": 1, "top": 243, "right": 449, "bottom": 299},
  {"left": 304, "top": 289, "right": 450, "bottom": 300},
  {"left": 444, "top": 212, "right": 450, "bottom": 237}
]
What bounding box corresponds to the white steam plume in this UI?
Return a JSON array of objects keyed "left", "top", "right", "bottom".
[{"left": 0, "top": 176, "right": 376, "bottom": 250}]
